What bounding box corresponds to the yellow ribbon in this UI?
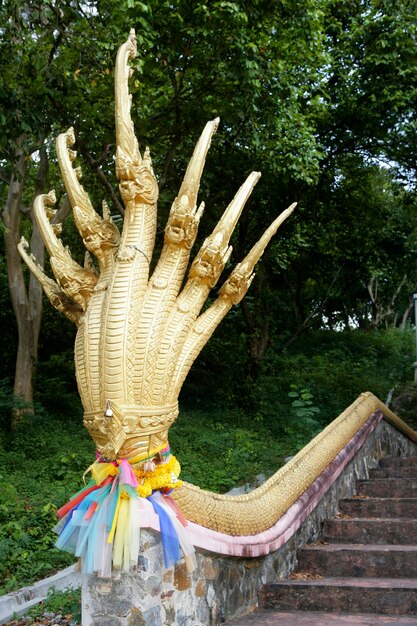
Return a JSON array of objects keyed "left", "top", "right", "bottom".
[
  {"left": 88, "top": 462, "right": 118, "bottom": 485},
  {"left": 107, "top": 491, "right": 122, "bottom": 544},
  {"left": 113, "top": 497, "right": 129, "bottom": 567}
]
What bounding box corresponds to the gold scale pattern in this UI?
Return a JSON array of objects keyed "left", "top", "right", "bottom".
[
  {"left": 174, "top": 391, "right": 417, "bottom": 534},
  {"left": 19, "top": 32, "right": 415, "bottom": 537}
]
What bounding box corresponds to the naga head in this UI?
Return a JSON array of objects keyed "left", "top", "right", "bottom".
[{"left": 18, "top": 30, "right": 295, "bottom": 461}]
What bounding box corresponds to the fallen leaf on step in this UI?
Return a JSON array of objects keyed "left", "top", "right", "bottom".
[{"left": 289, "top": 572, "right": 324, "bottom": 580}]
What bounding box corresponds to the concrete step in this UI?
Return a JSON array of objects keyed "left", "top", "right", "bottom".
[
  {"left": 226, "top": 610, "right": 417, "bottom": 625},
  {"left": 260, "top": 577, "right": 417, "bottom": 615},
  {"left": 322, "top": 518, "right": 417, "bottom": 545},
  {"left": 356, "top": 478, "right": 417, "bottom": 498},
  {"left": 339, "top": 497, "right": 417, "bottom": 518},
  {"left": 380, "top": 457, "right": 417, "bottom": 468},
  {"left": 297, "top": 543, "right": 417, "bottom": 578},
  {"left": 370, "top": 466, "right": 417, "bottom": 479},
  {"left": 242, "top": 454, "right": 417, "bottom": 625}
]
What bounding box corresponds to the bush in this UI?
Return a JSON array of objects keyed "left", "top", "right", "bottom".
[
  {"left": 170, "top": 407, "right": 293, "bottom": 492},
  {"left": 25, "top": 588, "right": 81, "bottom": 624},
  {"left": 254, "top": 327, "right": 415, "bottom": 433},
  {"left": 0, "top": 409, "right": 94, "bottom": 594}
]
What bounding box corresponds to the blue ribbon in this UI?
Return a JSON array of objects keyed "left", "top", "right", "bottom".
[{"left": 148, "top": 495, "right": 181, "bottom": 568}]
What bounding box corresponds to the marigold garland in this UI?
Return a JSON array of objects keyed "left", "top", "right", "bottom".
[{"left": 134, "top": 455, "right": 182, "bottom": 498}]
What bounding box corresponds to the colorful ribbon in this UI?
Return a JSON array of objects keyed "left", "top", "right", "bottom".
[{"left": 53, "top": 449, "right": 194, "bottom": 577}]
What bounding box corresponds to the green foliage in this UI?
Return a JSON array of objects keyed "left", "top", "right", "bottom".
[
  {"left": 25, "top": 588, "right": 81, "bottom": 624},
  {"left": 0, "top": 494, "right": 69, "bottom": 596},
  {"left": 35, "top": 351, "right": 79, "bottom": 418},
  {"left": 0, "top": 379, "right": 14, "bottom": 429},
  {"left": 254, "top": 327, "right": 415, "bottom": 432},
  {"left": 170, "top": 408, "right": 293, "bottom": 492},
  {"left": 285, "top": 386, "right": 321, "bottom": 448},
  {"left": 0, "top": 257, "right": 17, "bottom": 382},
  {"left": 0, "top": 408, "right": 94, "bottom": 594},
  {"left": 289, "top": 387, "right": 320, "bottom": 420},
  {"left": 391, "top": 381, "right": 417, "bottom": 431}
]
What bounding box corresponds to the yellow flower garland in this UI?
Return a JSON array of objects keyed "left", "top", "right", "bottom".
[
  {"left": 87, "top": 452, "right": 181, "bottom": 499},
  {"left": 134, "top": 455, "right": 182, "bottom": 498}
]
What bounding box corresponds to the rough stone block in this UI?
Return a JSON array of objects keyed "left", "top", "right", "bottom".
[
  {"left": 174, "top": 561, "right": 191, "bottom": 591},
  {"left": 127, "top": 607, "right": 146, "bottom": 626}
]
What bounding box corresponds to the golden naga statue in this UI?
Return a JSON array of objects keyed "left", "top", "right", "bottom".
[
  {"left": 18, "top": 32, "right": 303, "bottom": 566},
  {"left": 19, "top": 30, "right": 294, "bottom": 464}
]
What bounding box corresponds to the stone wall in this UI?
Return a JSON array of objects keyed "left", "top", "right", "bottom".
[{"left": 82, "top": 419, "right": 417, "bottom": 626}]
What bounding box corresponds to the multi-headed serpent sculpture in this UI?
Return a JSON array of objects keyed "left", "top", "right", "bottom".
[{"left": 19, "top": 31, "right": 296, "bottom": 571}]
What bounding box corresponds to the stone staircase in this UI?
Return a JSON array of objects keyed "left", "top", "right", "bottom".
[{"left": 228, "top": 456, "right": 417, "bottom": 625}]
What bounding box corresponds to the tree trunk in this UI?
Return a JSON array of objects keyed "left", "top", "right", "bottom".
[
  {"left": 2, "top": 141, "right": 67, "bottom": 428},
  {"left": 400, "top": 298, "right": 413, "bottom": 330},
  {"left": 29, "top": 142, "right": 49, "bottom": 362},
  {"left": 240, "top": 275, "right": 271, "bottom": 381},
  {"left": 2, "top": 147, "right": 35, "bottom": 427}
]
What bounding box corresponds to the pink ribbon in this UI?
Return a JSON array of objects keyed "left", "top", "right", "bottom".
[{"left": 118, "top": 458, "right": 139, "bottom": 488}]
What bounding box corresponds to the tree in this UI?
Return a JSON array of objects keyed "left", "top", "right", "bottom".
[
  {"left": 263, "top": 0, "right": 417, "bottom": 342},
  {"left": 0, "top": 2, "right": 104, "bottom": 424}
]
